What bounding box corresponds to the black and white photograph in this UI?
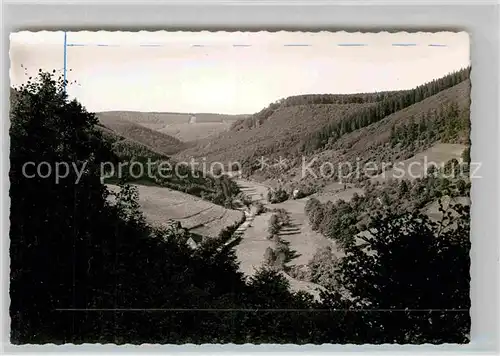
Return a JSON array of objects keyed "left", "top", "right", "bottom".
[{"left": 8, "top": 30, "right": 471, "bottom": 344}]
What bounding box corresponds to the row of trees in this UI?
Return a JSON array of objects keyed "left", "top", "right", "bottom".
[
  {"left": 264, "top": 210, "right": 298, "bottom": 271},
  {"left": 100, "top": 128, "right": 241, "bottom": 208},
  {"left": 9, "top": 72, "right": 470, "bottom": 344},
  {"left": 267, "top": 208, "right": 291, "bottom": 238},
  {"left": 300, "top": 67, "right": 470, "bottom": 153},
  {"left": 235, "top": 67, "right": 469, "bottom": 135},
  {"left": 203, "top": 68, "right": 470, "bottom": 182},
  {"left": 390, "top": 102, "right": 470, "bottom": 148},
  {"left": 305, "top": 168, "right": 470, "bottom": 248}
]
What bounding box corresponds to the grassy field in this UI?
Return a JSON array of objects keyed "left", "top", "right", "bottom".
[
  {"left": 313, "top": 184, "right": 365, "bottom": 204},
  {"left": 157, "top": 122, "right": 235, "bottom": 142},
  {"left": 233, "top": 207, "right": 328, "bottom": 301},
  {"left": 233, "top": 179, "right": 342, "bottom": 299},
  {"left": 107, "top": 183, "right": 243, "bottom": 238},
  {"left": 370, "top": 143, "right": 466, "bottom": 183},
  {"left": 234, "top": 212, "right": 275, "bottom": 276},
  {"left": 271, "top": 198, "right": 343, "bottom": 265},
  {"left": 235, "top": 179, "right": 270, "bottom": 202}
]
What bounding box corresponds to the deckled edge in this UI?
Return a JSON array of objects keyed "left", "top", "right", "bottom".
[{"left": 5, "top": 29, "right": 472, "bottom": 350}]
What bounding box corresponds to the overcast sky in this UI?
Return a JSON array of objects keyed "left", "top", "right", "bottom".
[{"left": 10, "top": 31, "right": 470, "bottom": 115}]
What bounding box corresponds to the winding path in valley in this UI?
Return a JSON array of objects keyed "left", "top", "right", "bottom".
[{"left": 233, "top": 178, "right": 347, "bottom": 299}]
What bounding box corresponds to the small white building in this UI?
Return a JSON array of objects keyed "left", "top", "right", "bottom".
[{"left": 186, "top": 234, "right": 204, "bottom": 249}]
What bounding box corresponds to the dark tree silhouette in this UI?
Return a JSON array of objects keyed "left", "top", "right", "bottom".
[
  {"left": 322, "top": 203, "right": 470, "bottom": 344},
  {"left": 8, "top": 71, "right": 321, "bottom": 344}
]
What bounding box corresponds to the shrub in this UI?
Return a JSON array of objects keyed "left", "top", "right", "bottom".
[
  {"left": 263, "top": 247, "right": 276, "bottom": 266},
  {"left": 268, "top": 214, "right": 280, "bottom": 235},
  {"left": 254, "top": 201, "right": 266, "bottom": 215},
  {"left": 267, "top": 187, "right": 289, "bottom": 203}
]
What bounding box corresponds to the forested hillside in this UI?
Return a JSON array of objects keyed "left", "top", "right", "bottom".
[
  {"left": 305, "top": 163, "right": 470, "bottom": 249},
  {"left": 299, "top": 68, "right": 469, "bottom": 154},
  {"left": 98, "top": 115, "right": 188, "bottom": 155},
  {"left": 96, "top": 122, "right": 240, "bottom": 208},
  {"left": 178, "top": 103, "right": 374, "bottom": 171},
  {"left": 97, "top": 125, "right": 168, "bottom": 161},
  {"left": 177, "top": 68, "right": 470, "bottom": 182},
  {"left": 280, "top": 79, "right": 471, "bottom": 192}
]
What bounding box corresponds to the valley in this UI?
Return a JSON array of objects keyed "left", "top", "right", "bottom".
[
  {"left": 233, "top": 178, "right": 349, "bottom": 298},
  {"left": 10, "top": 30, "right": 473, "bottom": 344},
  {"left": 99, "top": 68, "right": 472, "bottom": 300},
  {"left": 97, "top": 111, "right": 247, "bottom": 144}
]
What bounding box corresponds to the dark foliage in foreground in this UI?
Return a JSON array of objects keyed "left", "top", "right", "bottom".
[
  {"left": 9, "top": 73, "right": 470, "bottom": 344},
  {"left": 322, "top": 205, "right": 471, "bottom": 343}
]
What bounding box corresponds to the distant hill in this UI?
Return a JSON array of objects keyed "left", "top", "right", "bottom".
[
  {"left": 97, "top": 124, "right": 241, "bottom": 209},
  {"left": 97, "top": 111, "right": 248, "bottom": 142},
  {"left": 96, "top": 124, "right": 169, "bottom": 161},
  {"left": 176, "top": 68, "right": 470, "bottom": 183},
  {"left": 98, "top": 111, "right": 248, "bottom": 125},
  {"left": 288, "top": 79, "right": 471, "bottom": 188},
  {"left": 176, "top": 102, "right": 375, "bottom": 171},
  {"left": 98, "top": 114, "right": 188, "bottom": 155}
]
